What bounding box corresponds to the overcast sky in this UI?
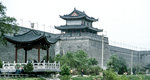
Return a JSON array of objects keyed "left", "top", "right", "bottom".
[{"left": 1, "top": 0, "right": 150, "bottom": 50}]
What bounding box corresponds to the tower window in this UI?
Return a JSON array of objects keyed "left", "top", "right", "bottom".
[{"left": 66, "top": 20, "right": 82, "bottom": 25}]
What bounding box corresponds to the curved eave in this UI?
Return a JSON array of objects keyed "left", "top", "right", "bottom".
[
  {"left": 55, "top": 25, "right": 103, "bottom": 32},
  {"left": 4, "top": 35, "right": 45, "bottom": 44},
  {"left": 85, "top": 17, "right": 98, "bottom": 22},
  {"left": 60, "top": 15, "right": 85, "bottom": 20},
  {"left": 88, "top": 27, "right": 103, "bottom": 32},
  {"left": 46, "top": 36, "right": 60, "bottom": 44},
  {"left": 60, "top": 15, "right": 98, "bottom": 22},
  {"left": 14, "top": 30, "right": 41, "bottom": 37},
  {"left": 55, "top": 26, "right": 87, "bottom": 30}
]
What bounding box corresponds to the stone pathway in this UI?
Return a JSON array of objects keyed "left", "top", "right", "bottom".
[
  {"left": 42, "top": 74, "right": 60, "bottom": 80},
  {"left": 44, "top": 78, "right": 60, "bottom": 80}
]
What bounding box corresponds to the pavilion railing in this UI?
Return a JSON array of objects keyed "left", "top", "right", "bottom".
[{"left": 1, "top": 61, "right": 60, "bottom": 72}]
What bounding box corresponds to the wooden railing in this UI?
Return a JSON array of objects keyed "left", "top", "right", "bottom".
[{"left": 0, "top": 61, "right": 60, "bottom": 72}]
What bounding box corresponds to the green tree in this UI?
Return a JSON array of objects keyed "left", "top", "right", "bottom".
[
  {"left": 60, "top": 64, "right": 70, "bottom": 75},
  {"left": 107, "top": 55, "right": 127, "bottom": 74},
  {"left": 64, "top": 52, "right": 75, "bottom": 68},
  {"left": 24, "top": 63, "right": 33, "bottom": 72},
  {"left": 55, "top": 50, "right": 89, "bottom": 69},
  {"left": 103, "top": 69, "right": 118, "bottom": 80},
  {"left": 88, "top": 66, "right": 102, "bottom": 75},
  {"left": 0, "top": 2, "right": 18, "bottom": 44},
  {"left": 73, "top": 50, "right": 89, "bottom": 72},
  {"left": 54, "top": 54, "right": 62, "bottom": 63},
  {"left": 88, "top": 58, "right": 98, "bottom": 66},
  {"left": 103, "top": 69, "right": 129, "bottom": 80},
  {"left": 54, "top": 50, "right": 100, "bottom": 75},
  {"left": 43, "top": 55, "right": 54, "bottom": 63}
]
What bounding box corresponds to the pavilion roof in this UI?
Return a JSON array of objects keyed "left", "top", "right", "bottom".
[
  {"left": 55, "top": 25, "right": 103, "bottom": 32},
  {"left": 60, "top": 8, "right": 98, "bottom": 22},
  {"left": 4, "top": 30, "right": 60, "bottom": 44}
]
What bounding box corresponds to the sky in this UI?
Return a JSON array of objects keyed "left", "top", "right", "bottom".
[{"left": 1, "top": 0, "right": 150, "bottom": 50}]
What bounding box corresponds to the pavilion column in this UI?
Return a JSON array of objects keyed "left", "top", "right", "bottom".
[
  {"left": 38, "top": 47, "right": 40, "bottom": 62},
  {"left": 25, "top": 50, "right": 27, "bottom": 63},
  {"left": 15, "top": 47, "right": 18, "bottom": 63},
  {"left": 47, "top": 48, "right": 49, "bottom": 62}
]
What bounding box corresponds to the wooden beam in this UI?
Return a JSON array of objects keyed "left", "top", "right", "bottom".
[
  {"left": 38, "top": 47, "right": 40, "bottom": 62},
  {"left": 15, "top": 47, "right": 18, "bottom": 63},
  {"left": 47, "top": 48, "right": 49, "bottom": 62},
  {"left": 25, "top": 50, "right": 27, "bottom": 63}
]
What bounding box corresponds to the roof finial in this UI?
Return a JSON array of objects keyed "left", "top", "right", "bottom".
[
  {"left": 74, "top": 7, "right": 76, "bottom": 10},
  {"left": 83, "top": 11, "right": 85, "bottom": 13}
]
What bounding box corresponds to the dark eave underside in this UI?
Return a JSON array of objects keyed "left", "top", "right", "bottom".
[
  {"left": 60, "top": 16, "right": 98, "bottom": 22},
  {"left": 55, "top": 25, "right": 103, "bottom": 32}
]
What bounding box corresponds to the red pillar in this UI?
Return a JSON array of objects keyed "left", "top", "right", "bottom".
[
  {"left": 38, "top": 47, "right": 40, "bottom": 62},
  {"left": 15, "top": 47, "right": 18, "bottom": 63},
  {"left": 47, "top": 48, "right": 49, "bottom": 62},
  {"left": 25, "top": 50, "right": 27, "bottom": 63}
]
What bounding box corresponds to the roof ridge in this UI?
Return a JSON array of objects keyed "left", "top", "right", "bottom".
[{"left": 14, "top": 30, "right": 41, "bottom": 37}]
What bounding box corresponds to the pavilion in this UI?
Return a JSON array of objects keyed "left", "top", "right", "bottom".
[{"left": 4, "top": 30, "right": 60, "bottom": 63}]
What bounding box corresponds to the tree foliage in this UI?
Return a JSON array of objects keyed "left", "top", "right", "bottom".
[
  {"left": 54, "top": 50, "right": 101, "bottom": 75},
  {"left": 43, "top": 55, "right": 54, "bottom": 63},
  {"left": 55, "top": 50, "right": 88, "bottom": 69},
  {"left": 88, "top": 58, "right": 98, "bottom": 66},
  {"left": 103, "top": 69, "right": 128, "bottom": 80},
  {"left": 103, "top": 69, "right": 118, "bottom": 80},
  {"left": 107, "top": 55, "right": 127, "bottom": 74},
  {"left": 0, "top": 2, "right": 18, "bottom": 45},
  {"left": 60, "top": 64, "right": 70, "bottom": 75},
  {"left": 24, "top": 63, "right": 33, "bottom": 72},
  {"left": 88, "top": 66, "right": 103, "bottom": 75}
]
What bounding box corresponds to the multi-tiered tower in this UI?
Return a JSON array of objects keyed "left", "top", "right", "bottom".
[
  {"left": 55, "top": 8, "right": 110, "bottom": 67},
  {"left": 55, "top": 8, "right": 102, "bottom": 36}
]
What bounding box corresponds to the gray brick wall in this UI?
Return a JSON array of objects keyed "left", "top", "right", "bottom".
[{"left": 0, "top": 26, "right": 150, "bottom": 69}]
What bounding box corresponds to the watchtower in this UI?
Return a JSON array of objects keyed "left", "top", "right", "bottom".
[
  {"left": 55, "top": 8, "right": 109, "bottom": 67},
  {"left": 55, "top": 8, "right": 103, "bottom": 37}
]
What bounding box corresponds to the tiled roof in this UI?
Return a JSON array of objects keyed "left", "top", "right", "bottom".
[
  {"left": 4, "top": 30, "right": 60, "bottom": 44},
  {"left": 60, "top": 8, "right": 98, "bottom": 22},
  {"left": 55, "top": 25, "right": 103, "bottom": 32}
]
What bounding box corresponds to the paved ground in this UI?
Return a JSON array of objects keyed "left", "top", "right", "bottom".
[{"left": 45, "top": 78, "right": 60, "bottom": 80}]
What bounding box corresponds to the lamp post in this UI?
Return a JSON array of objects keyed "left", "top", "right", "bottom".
[
  {"left": 131, "top": 50, "right": 133, "bottom": 75},
  {"left": 101, "top": 34, "right": 104, "bottom": 69}
]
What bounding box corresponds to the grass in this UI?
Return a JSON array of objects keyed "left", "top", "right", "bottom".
[
  {"left": 127, "top": 75, "right": 150, "bottom": 80},
  {"left": 71, "top": 75, "right": 101, "bottom": 80},
  {"left": 0, "top": 75, "right": 150, "bottom": 80},
  {"left": 0, "top": 78, "right": 45, "bottom": 80},
  {"left": 71, "top": 75, "right": 150, "bottom": 80}
]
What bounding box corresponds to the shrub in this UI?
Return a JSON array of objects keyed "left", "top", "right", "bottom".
[
  {"left": 102, "top": 69, "right": 118, "bottom": 80},
  {"left": 103, "top": 69, "right": 129, "bottom": 80},
  {"left": 60, "top": 64, "right": 70, "bottom": 75},
  {"left": 54, "top": 50, "right": 100, "bottom": 75},
  {"left": 87, "top": 66, "right": 103, "bottom": 75},
  {"left": 24, "top": 63, "right": 33, "bottom": 72},
  {"left": 127, "top": 75, "right": 150, "bottom": 80},
  {"left": 72, "top": 76, "right": 102, "bottom": 80},
  {"left": 88, "top": 58, "right": 98, "bottom": 66},
  {"left": 60, "top": 75, "right": 71, "bottom": 80},
  {"left": 107, "top": 55, "right": 127, "bottom": 74},
  {"left": 60, "top": 64, "right": 71, "bottom": 80},
  {"left": 119, "top": 75, "right": 129, "bottom": 80}
]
